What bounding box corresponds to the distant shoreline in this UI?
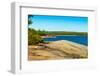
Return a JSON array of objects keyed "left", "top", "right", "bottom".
[
  {"left": 42, "top": 35, "right": 75, "bottom": 39},
  {"left": 42, "top": 35, "right": 88, "bottom": 38}
]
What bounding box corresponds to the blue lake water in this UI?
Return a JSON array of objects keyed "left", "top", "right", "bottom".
[{"left": 43, "top": 35, "right": 88, "bottom": 46}]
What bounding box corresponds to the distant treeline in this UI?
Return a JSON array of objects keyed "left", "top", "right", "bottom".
[
  {"left": 28, "top": 28, "right": 88, "bottom": 45},
  {"left": 47, "top": 31, "right": 88, "bottom": 36}
]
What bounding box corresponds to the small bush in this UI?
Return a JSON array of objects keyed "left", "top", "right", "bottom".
[{"left": 28, "top": 28, "right": 44, "bottom": 45}]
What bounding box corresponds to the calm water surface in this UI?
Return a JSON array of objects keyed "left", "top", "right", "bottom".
[{"left": 43, "top": 35, "right": 88, "bottom": 46}]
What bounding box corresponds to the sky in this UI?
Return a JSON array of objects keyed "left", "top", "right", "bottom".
[{"left": 28, "top": 15, "right": 88, "bottom": 32}]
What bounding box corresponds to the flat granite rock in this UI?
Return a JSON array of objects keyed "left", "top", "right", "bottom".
[
  {"left": 46, "top": 40, "right": 88, "bottom": 58},
  {"left": 28, "top": 40, "right": 88, "bottom": 60}
]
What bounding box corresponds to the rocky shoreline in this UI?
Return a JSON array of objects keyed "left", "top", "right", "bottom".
[{"left": 28, "top": 40, "right": 88, "bottom": 60}]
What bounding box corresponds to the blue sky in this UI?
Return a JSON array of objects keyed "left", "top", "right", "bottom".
[{"left": 28, "top": 15, "right": 88, "bottom": 32}]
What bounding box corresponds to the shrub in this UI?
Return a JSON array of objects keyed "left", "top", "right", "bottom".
[{"left": 28, "top": 28, "right": 44, "bottom": 45}]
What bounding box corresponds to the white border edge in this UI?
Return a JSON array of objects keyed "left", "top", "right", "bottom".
[
  {"left": 11, "top": 2, "right": 21, "bottom": 74},
  {"left": 11, "top": 2, "right": 15, "bottom": 73}
]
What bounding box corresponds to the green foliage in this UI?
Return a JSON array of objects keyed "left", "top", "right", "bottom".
[
  {"left": 28, "top": 15, "right": 47, "bottom": 45},
  {"left": 28, "top": 15, "right": 34, "bottom": 25},
  {"left": 37, "top": 29, "right": 48, "bottom": 36},
  {"left": 28, "top": 28, "right": 44, "bottom": 45},
  {"left": 28, "top": 19, "right": 32, "bottom": 25}
]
